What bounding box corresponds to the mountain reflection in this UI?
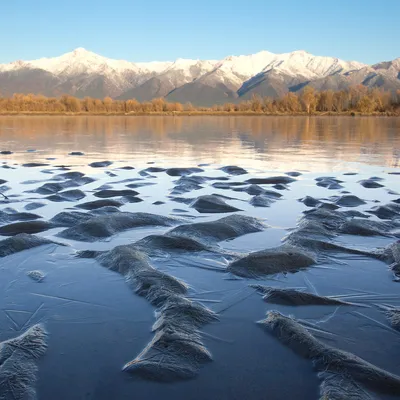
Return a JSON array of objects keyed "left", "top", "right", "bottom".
[{"left": 0, "top": 116, "right": 399, "bottom": 170}]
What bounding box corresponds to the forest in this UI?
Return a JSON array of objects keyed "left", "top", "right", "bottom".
[{"left": 0, "top": 86, "right": 399, "bottom": 115}]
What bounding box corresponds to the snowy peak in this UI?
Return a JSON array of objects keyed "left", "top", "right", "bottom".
[
  {"left": 163, "top": 58, "right": 216, "bottom": 75},
  {"left": 29, "top": 48, "right": 140, "bottom": 76},
  {"left": 260, "top": 51, "right": 366, "bottom": 79},
  {"left": 29, "top": 48, "right": 177, "bottom": 76},
  {"left": 193, "top": 50, "right": 367, "bottom": 91},
  {"left": 0, "top": 59, "right": 33, "bottom": 73},
  {"left": 135, "top": 61, "right": 173, "bottom": 74},
  {"left": 373, "top": 58, "right": 400, "bottom": 79},
  {"left": 0, "top": 48, "right": 398, "bottom": 104},
  {"left": 71, "top": 47, "right": 90, "bottom": 55},
  {"left": 214, "top": 50, "right": 276, "bottom": 79},
  {"left": 0, "top": 48, "right": 368, "bottom": 80}
]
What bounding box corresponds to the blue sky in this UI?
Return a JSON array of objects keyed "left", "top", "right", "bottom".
[{"left": 2, "top": 0, "right": 399, "bottom": 64}]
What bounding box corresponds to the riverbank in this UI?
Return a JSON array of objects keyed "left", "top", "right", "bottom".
[{"left": 0, "top": 111, "right": 399, "bottom": 117}]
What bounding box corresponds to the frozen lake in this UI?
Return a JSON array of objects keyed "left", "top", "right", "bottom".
[{"left": 0, "top": 116, "right": 400, "bottom": 400}]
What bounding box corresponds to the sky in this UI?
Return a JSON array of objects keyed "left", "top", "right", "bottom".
[{"left": 1, "top": 0, "right": 399, "bottom": 64}]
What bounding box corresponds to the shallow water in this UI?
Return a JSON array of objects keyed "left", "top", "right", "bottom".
[{"left": 1, "top": 116, "right": 400, "bottom": 400}]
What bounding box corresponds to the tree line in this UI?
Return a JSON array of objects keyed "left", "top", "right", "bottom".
[{"left": 0, "top": 86, "right": 399, "bottom": 115}]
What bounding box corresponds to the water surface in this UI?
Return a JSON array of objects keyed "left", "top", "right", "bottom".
[{"left": 0, "top": 116, "right": 400, "bottom": 400}]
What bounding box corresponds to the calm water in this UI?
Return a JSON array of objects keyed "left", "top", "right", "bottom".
[
  {"left": 0, "top": 116, "right": 400, "bottom": 400},
  {"left": 0, "top": 115, "right": 399, "bottom": 170}
]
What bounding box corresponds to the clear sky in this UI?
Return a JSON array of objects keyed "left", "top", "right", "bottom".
[{"left": 2, "top": 0, "right": 399, "bottom": 64}]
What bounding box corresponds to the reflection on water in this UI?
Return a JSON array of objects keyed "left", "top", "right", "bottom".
[
  {"left": 0, "top": 116, "right": 399, "bottom": 171},
  {"left": 1, "top": 116, "right": 400, "bottom": 400}
]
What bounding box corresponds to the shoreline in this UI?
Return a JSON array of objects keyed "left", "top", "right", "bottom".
[{"left": 0, "top": 111, "right": 399, "bottom": 117}]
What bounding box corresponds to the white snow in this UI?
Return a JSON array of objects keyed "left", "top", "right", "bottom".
[
  {"left": 0, "top": 47, "right": 374, "bottom": 93},
  {"left": 212, "top": 50, "right": 276, "bottom": 79},
  {"left": 194, "top": 50, "right": 367, "bottom": 89},
  {"left": 0, "top": 60, "right": 33, "bottom": 72},
  {"left": 259, "top": 50, "right": 366, "bottom": 79},
  {"left": 0, "top": 47, "right": 368, "bottom": 78},
  {"left": 29, "top": 48, "right": 142, "bottom": 75},
  {"left": 135, "top": 61, "right": 173, "bottom": 74}
]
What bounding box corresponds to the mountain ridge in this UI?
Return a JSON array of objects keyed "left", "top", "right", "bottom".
[{"left": 0, "top": 48, "right": 399, "bottom": 106}]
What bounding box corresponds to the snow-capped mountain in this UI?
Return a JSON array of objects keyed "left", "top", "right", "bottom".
[
  {"left": 117, "top": 58, "right": 217, "bottom": 101},
  {"left": 0, "top": 48, "right": 398, "bottom": 105}
]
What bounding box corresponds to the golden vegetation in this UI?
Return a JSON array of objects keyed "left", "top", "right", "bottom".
[{"left": 0, "top": 86, "right": 399, "bottom": 115}]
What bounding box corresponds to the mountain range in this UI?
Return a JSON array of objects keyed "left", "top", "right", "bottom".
[{"left": 0, "top": 48, "right": 399, "bottom": 106}]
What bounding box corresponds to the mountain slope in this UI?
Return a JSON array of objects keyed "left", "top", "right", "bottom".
[
  {"left": 117, "top": 59, "right": 216, "bottom": 101},
  {"left": 237, "top": 71, "right": 293, "bottom": 99},
  {"left": 0, "top": 68, "right": 62, "bottom": 97},
  {"left": 167, "top": 81, "right": 238, "bottom": 106},
  {"left": 0, "top": 48, "right": 398, "bottom": 106}
]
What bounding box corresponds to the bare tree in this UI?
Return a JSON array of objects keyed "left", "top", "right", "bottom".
[{"left": 300, "top": 86, "right": 317, "bottom": 114}]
